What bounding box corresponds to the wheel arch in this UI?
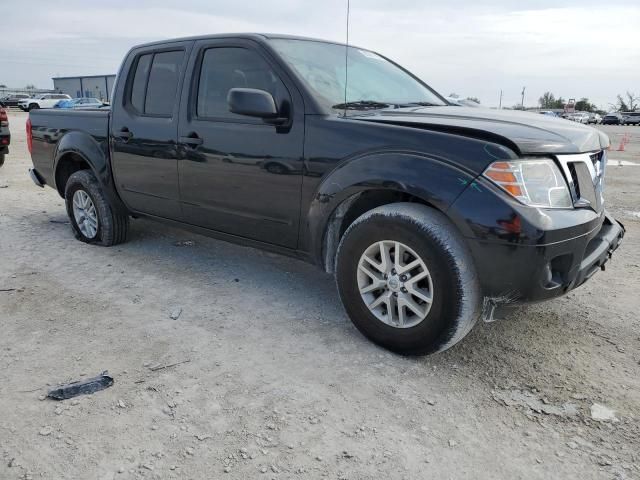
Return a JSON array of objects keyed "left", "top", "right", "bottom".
[
  {"left": 304, "top": 151, "right": 477, "bottom": 273},
  {"left": 53, "top": 131, "right": 128, "bottom": 214},
  {"left": 54, "top": 151, "right": 93, "bottom": 197}
]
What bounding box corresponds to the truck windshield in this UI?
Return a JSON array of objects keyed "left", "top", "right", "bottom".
[{"left": 269, "top": 38, "right": 446, "bottom": 111}]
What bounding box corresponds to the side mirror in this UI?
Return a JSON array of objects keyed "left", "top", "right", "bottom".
[{"left": 227, "top": 88, "right": 285, "bottom": 122}]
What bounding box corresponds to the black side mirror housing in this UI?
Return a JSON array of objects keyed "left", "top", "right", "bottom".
[{"left": 227, "top": 88, "right": 280, "bottom": 118}]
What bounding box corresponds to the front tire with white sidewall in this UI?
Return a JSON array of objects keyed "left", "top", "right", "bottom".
[{"left": 336, "top": 202, "right": 481, "bottom": 355}]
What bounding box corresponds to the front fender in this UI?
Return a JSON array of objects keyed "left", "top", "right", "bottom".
[{"left": 304, "top": 150, "right": 479, "bottom": 266}]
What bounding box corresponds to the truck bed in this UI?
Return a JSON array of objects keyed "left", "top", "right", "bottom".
[{"left": 29, "top": 108, "right": 110, "bottom": 189}]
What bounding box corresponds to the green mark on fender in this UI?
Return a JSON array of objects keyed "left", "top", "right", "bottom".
[{"left": 457, "top": 177, "right": 482, "bottom": 192}]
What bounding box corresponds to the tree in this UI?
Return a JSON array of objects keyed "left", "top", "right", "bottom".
[
  {"left": 616, "top": 91, "right": 639, "bottom": 111},
  {"left": 25, "top": 84, "right": 35, "bottom": 90},
  {"left": 0, "top": 84, "right": 6, "bottom": 88},
  {"left": 466, "top": 96, "right": 480, "bottom": 104},
  {"left": 575, "top": 97, "right": 596, "bottom": 112},
  {"left": 539, "top": 91, "right": 565, "bottom": 109},
  {"left": 539, "top": 91, "right": 555, "bottom": 108}
]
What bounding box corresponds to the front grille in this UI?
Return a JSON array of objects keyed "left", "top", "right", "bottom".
[
  {"left": 573, "top": 162, "right": 598, "bottom": 207},
  {"left": 556, "top": 150, "right": 606, "bottom": 211}
]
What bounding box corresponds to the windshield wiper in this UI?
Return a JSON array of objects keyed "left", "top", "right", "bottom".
[
  {"left": 332, "top": 100, "right": 391, "bottom": 110},
  {"left": 395, "top": 101, "right": 441, "bottom": 108}
]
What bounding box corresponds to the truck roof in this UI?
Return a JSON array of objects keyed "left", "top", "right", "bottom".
[{"left": 131, "top": 33, "right": 350, "bottom": 50}]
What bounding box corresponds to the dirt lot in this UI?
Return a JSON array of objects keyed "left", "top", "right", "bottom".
[{"left": 1, "top": 110, "right": 639, "bottom": 480}]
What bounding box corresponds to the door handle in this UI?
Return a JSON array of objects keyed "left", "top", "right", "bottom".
[
  {"left": 116, "top": 128, "right": 133, "bottom": 141},
  {"left": 179, "top": 134, "right": 203, "bottom": 147}
]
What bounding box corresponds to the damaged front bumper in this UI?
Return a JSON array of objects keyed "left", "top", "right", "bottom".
[{"left": 466, "top": 211, "right": 624, "bottom": 320}]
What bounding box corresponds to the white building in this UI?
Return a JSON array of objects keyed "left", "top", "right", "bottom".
[{"left": 52, "top": 74, "right": 116, "bottom": 102}]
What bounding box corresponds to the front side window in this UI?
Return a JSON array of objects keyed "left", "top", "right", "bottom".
[
  {"left": 196, "top": 47, "right": 287, "bottom": 120},
  {"left": 129, "top": 50, "right": 184, "bottom": 116},
  {"left": 269, "top": 38, "right": 446, "bottom": 110}
]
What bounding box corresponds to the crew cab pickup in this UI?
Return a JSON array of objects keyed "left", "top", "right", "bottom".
[{"left": 27, "top": 34, "right": 624, "bottom": 355}]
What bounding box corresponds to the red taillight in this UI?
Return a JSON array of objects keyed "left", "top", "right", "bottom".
[
  {"left": 0, "top": 107, "right": 7, "bottom": 127},
  {"left": 26, "top": 117, "right": 33, "bottom": 154}
]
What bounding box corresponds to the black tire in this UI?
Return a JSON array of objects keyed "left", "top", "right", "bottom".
[
  {"left": 336, "top": 203, "right": 481, "bottom": 355},
  {"left": 64, "top": 170, "right": 129, "bottom": 246},
  {"left": 28, "top": 103, "right": 39, "bottom": 111},
  {"left": 0, "top": 153, "right": 4, "bottom": 168}
]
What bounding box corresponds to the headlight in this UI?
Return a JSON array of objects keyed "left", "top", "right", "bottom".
[{"left": 483, "top": 159, "right": 573, "bottom": 208}]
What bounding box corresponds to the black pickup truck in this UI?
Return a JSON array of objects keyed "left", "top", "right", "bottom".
[{"left": 28, "top": 34, "right": 624, "bottom": 355}]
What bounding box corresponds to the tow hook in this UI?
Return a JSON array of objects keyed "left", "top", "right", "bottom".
[
  {"left": 481, "top": 298, "right": 499, "bottom": 323},
  {"left": 481, "top": 293, "right": 519, "bottom": 323}
]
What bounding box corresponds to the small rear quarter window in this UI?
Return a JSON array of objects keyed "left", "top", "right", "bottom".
[{"left": 130, "top": 54, "right": 152, "bottom": 113}]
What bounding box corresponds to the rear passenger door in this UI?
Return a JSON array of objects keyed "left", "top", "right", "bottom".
[
  {"left": 177, "top": 39, "right": 305, "bottom": 248},
  {"left": 110, "top": 42, "right": 192, "bottom": 219}
]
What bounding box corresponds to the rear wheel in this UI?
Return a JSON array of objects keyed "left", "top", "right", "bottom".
[
  {"left": 0, "top": 154, "right": 4, "bottom": 167},
  {"left": 335, "top": 203, "right": 481, "bottom": 355},
  {"left": 64, "top": 170, "right": 129, "bottom": 246}
]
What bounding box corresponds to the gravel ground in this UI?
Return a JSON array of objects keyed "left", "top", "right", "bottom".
[{"left": 1, "top": 111, "right": 639, "bottom": 480}]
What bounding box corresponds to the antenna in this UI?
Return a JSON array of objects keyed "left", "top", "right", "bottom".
[{"left": 343, "top": 0, "right": 350, "bottom": 116}]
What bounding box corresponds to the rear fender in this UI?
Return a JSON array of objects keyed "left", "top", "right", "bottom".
[{"left": 53, "top": 131, "right": 127, "bottom": 213}]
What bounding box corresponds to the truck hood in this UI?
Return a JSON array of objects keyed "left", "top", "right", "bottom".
[{"left": 351, "top": 106, "right": 609, "bottom": 155}]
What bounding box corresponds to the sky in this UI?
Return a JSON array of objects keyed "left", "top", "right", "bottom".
[{"left": 1, "top": 0, "right": 638, "bottom": 109}]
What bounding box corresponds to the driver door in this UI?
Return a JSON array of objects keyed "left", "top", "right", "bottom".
[{"left": 177, "top": 39, "right": 305, "bottom": 248}]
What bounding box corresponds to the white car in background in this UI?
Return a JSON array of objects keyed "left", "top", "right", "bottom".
[
  {"left": 622, "top": 112, "right": 640, "bottom": 125},
  {"left": 18, "top": 94, "right": 71, "bottom": 112},
  {"left": 568, "top": 112, "right": 589, "bottom": 124},
  {"left": 587, "top": 113, "right": 602, "bottom": 124}
]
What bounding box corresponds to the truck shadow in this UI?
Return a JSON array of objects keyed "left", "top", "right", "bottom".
[
  {"left": 37, "top": 211, "right": 636, "bottom": 420},
  {"left": 124, "top": 218, "right": 598, "bottom": 375}
]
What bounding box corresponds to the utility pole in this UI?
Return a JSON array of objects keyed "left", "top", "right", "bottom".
[
  {"left": 521, "top": 86, "right": 526, "bottom": 109},
  {"left": 498, "top": 90, "right": 503, "bottom": 109}
]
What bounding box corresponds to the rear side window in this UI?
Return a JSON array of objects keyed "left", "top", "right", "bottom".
[
  {"left": 145, "top": 51, "right": 184, "bottom": 115},
  {"left": 129, "top": 50, "right": 184, "bottom": 116},
  {"left": 131, "top": 54, "right": 152, "bottom": 112},
  {"left": 196, "top": 47, "right": 286, "bottom": 120}
]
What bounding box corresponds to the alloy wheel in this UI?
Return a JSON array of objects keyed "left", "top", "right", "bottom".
[{"left": 357, "top": 240, "right": 434, "bottom": 328}]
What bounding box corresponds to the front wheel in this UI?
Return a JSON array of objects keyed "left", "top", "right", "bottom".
[
  {"left": 335, "top": 203, "right": 481, "bottom": 355},
  {"left": 28, "top": 103, "right": 39, "bottom": 111},
  {"left": 64, "top": 170, "right": 129, "bottom": 246}
]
